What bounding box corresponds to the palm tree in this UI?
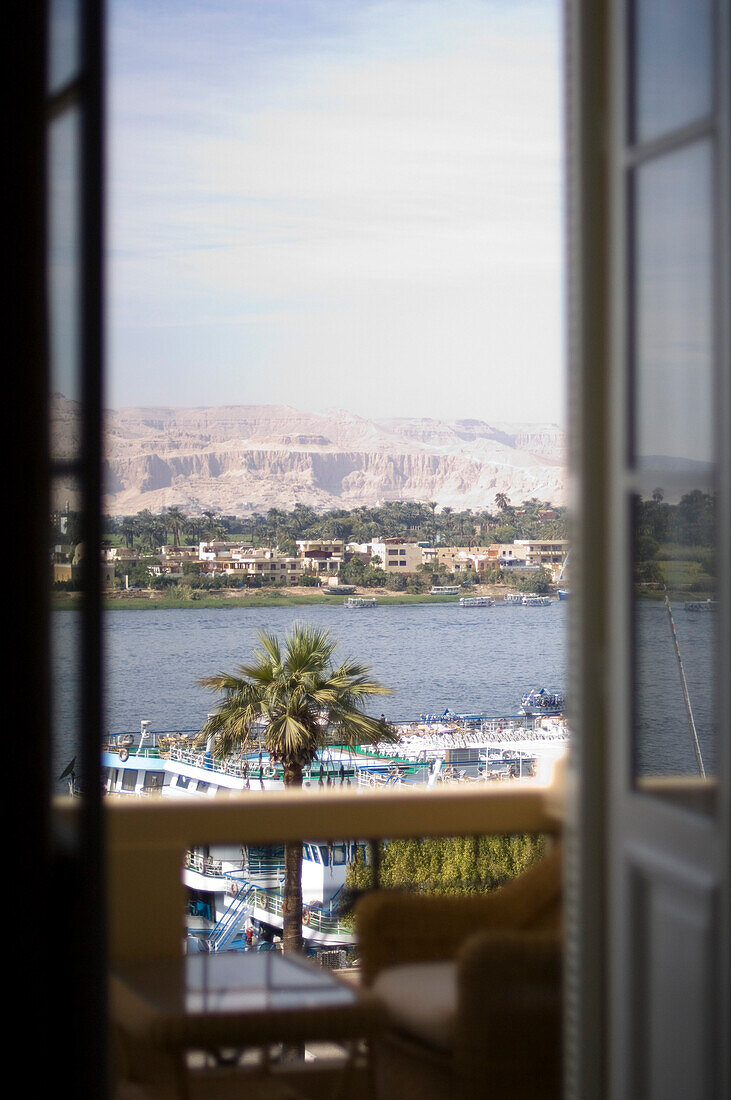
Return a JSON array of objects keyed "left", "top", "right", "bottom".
[
  {"left": 164, "top": 506, "right": 187, "bottom": 547},
  {"left": 495, "top": 492, "right": 510, "bottom": 512},
  {"left": 198, "top": 624, "right": 397, "bottom": 953}
]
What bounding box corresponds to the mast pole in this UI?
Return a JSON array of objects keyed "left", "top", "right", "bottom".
[{"left": 663, "top": 590, "right": 706, "bottom": 778}]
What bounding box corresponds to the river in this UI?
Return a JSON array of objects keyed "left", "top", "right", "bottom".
[{"left": 52, "top": 598, "right": 717, "bottom": 785}]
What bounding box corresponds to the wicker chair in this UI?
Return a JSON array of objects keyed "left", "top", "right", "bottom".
[{"left": 356, "top": 841, "right": 563, "bottom": 1100}]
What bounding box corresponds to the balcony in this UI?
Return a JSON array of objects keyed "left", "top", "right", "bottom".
[{"left": 80, "top": 769, "right": 566, "bottom": 1097}]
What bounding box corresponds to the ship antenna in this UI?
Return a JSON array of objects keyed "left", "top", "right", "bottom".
[{"left": 663, "top": 589, "right": 706, "bottom": 778}]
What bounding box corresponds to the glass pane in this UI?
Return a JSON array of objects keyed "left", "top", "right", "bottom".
[
  {"left": 633, "top": 490, "right": 717, "bottom": 811},
  {"left": 48, "top": 0, "right": 81, "bottom": 94},
  {"left": 633, "top": 0, "right": 713, "bottom": 143},
  {"left": 48, "top": 108, "right": 83, "bottom": 460},
  {"left": 51, "top": 475, "right": 84, "bottom": 804},
  {"left": 633, "top": 141, "right": 714, "bottom": 470}
]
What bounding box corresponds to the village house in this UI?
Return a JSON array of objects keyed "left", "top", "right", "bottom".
[
  {"left": 296, "top": 538, "right": 345, "bottom": 576},
  {"left": 513, "top": 539, "right": 569, "bottom": 579},
  {"left": 370, "top": 537, "right": 423, "bottom": 573}
]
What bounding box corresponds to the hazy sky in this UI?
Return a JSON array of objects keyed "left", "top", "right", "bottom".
[{"left": 107, "top": 0, "right": 564, "bottom": 423}]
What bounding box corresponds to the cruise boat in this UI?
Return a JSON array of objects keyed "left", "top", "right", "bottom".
[
  {"left": 503, "top": 593, "right": 524, "bottom": 603},
  {"left": 101, "top": 726, "right": 422, "bottom": 952},
  {"left": 683, "top": 599, "right": 717, "bottom": 611},
  {"left": 459, "top": 595, "right": 494, "bottom": 607},
  {"left": 521, "top": 594, "right": 552, "bottom": 606},
  {"left": 100, "top": 707, "right": 566, "bottom": 950},
  {"left": 430, "top": 585, "right": 460, "bottom": 595},
  {"left": 344, "top": 596, "right": 377, "bottom": 608},
  {"left": 520, "top": 688, "right": 565, "bottom": 716}
]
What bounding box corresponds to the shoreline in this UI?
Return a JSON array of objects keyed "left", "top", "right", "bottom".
[
  {"left": 50, "top": 585, "right": 715, "bottom": 611},
  {"left": 53, "top": 584, "right": 521, "bottom": 611}
]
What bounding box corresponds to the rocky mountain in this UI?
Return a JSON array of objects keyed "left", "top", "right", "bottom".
[{"left": 51, "top": 397, "right": 567, "bottom": 515}]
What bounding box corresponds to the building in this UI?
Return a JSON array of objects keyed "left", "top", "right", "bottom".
[
  {"left": 513, "top": 539, "right": 569, "bottom": 580},
  {"left": 197, "top": 544, "right": 303, "bottom": 582},
  {"left": 434, "top": 546, "right": 496, "bottom": 574},
  {"left": 296, "top": 538, "right": 345, "bottom": 576},
  {"left": 491, "top": 543, "right": 528, "bottom": 568},
  {"left": 53, "top": 557, "right": 116, "bottom": 589},
  {"left": 370, "top": 538, "right": 423, "bottom": 573}
]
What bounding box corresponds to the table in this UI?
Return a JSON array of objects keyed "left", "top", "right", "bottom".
[{"left": 111, "top": 951, "right": 380, "bottom": 1097}]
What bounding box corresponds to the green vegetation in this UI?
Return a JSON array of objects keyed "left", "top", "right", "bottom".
[
  {"left": 91, "top": 497, "right": 568, "bottom": 552},
  {"left": 346, "top": 834, "right": 546, "bottom": 895},
  {"left": 504, "top": 566, "right": 553, "bottom": 594}
]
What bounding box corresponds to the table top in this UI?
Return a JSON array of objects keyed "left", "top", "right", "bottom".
[
  {"left": 118, "top": 952, "right": 358, "bottom": 1015},
  {"left": 111, "top": 951, "right": 378, "bottom": 1047}
]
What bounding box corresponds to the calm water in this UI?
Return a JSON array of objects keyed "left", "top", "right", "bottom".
[{"left": 52, "top": 598, "right": 716, "bottom": 786}]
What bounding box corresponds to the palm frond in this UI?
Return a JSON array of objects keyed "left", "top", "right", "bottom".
[{"left": 197, "top": 622, "right": 396, "bottom": 765}]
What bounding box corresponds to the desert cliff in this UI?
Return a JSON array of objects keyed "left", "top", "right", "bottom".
[{"left": 52, "top": 397, "right": 567, "bottom": 515}]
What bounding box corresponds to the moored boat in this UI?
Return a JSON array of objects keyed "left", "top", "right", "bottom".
[
  {"left": 521, "top": 594, "right": 552, "bottom": 606},
  {"left": 459, "top": 595, "right": 494, "bottom": 607},
  {"left": 344, "top": 596, "right": 377, "bottom": 608},
  {"left": 430, "top": 585, "right": 460, "bottom": 595},
  {"left": 520, "top": 687, "right": 565, "bottom": 716}
]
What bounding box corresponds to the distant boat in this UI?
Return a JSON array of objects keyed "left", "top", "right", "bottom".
[
  {"left": 344, "top": 596, "right": 377, "bottom": 608},
  {"left": 521, "top": 595, "right": 551, "bottom": 606},
  {"left": 430, "top": 585, "right": 460, "bottom": 595},
  {"left": 503, "top": 593, "right": 523, "bottom": 603},
  {"left": 459, "top": 595, "right": 494, "bottom": 607},
  {"left": 521, "top": 688, "right": 565, "bottom": 716},
  {"left": 683, "top": 599, "right": 717, "bottom": 611},
  {"left": 558, "top": 589, "right": 570, "bottom": 600}
]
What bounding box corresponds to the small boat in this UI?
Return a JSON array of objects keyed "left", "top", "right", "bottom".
[
  {"left": 344, "top": 596, "right": 377, "bottom": 608},
  {"left": 459, "top": 596, "right": 494, "bottom": 607},
  {"left": 558, "top": 589, "right": 570, "bottom": 600},
  {"left": 503, "top": 593, "right": 523, "bottom": 603},
  {"left": 521, "top": 595, "right": 551, "bottom": 606},
  {"left": 683, "top": 599, "right": 717, "bottom": 611},
  {"left": 430, "top": 585, "right": 460, "bottom": 595},
  {"left": 520, "top": 688, "right": 565, "bottom": 716}
]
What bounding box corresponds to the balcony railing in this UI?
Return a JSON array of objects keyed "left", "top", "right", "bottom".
[{"left": 80, "top": 778, "right": 566, "bottom": 964}]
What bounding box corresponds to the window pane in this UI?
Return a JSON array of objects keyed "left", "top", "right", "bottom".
[
  {"left": 633, "top": 491, "right": 717, "bottom": 811},
  {"left": 633, "top": 141, "right": 714, "bottom": 471},
  {"left": 632, "top": 0, "right": 713, "bottom": 143},
  {"left": 48, "top": 108, "right": 83, "bottom": 459}
]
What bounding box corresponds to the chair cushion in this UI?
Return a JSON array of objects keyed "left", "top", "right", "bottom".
[{"left": 371, "top": 962, "right": 457, "bottom": 1051}]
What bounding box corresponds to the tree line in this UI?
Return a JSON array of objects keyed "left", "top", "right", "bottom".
[{"left": 77, "top": 496, "right": 569, "bottom": 550}]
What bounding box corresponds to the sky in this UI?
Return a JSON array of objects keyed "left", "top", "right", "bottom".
[{"left": 107, "top": 0, "right": 564, "bottom": 424}]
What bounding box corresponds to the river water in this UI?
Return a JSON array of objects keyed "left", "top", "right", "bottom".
[{"left": 52, "top": 598, "right": 717, "bottom": 786}]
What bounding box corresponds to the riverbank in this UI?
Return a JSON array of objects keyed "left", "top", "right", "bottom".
[{"left": 53, "top": 583, "right": 519, "bottom": 610}]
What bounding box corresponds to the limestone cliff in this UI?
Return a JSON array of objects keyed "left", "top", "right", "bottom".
[{"left": 51, "top": 396, "right": 567, "bottom": 515}]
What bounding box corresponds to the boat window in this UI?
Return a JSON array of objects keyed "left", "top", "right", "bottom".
[
  {"left": 332, "top": 845, "right": 347, "bottom": 866},
  {"left": 121, "top": 770, "right": 137, "bottom": 792},
  {"left": 175, "top": 775, "right": 189, "bottom": 789},
  {"left": 196, "top": 781, "right": 209, "bottom": 793},
  {"left": 142, "top": 772, "right": 163, "bottom": 790}
]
